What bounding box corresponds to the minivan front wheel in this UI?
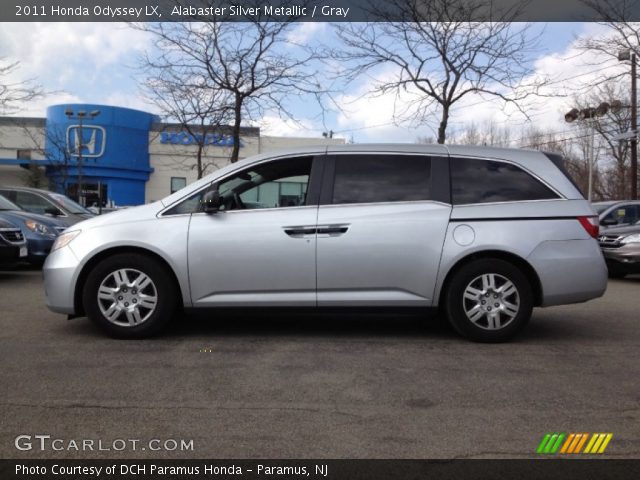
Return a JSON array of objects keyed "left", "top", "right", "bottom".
[
  {"left": 83, "top": 253, "right": 177, "bottom": 338},
  {"left": 444, "top": 258, "right": 533, "bottom": 342}
]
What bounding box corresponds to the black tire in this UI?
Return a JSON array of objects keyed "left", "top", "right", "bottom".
[
  {"left": 607, "top": 269, "right": 627, "bottom": 279},
  {"left": 444, "top": 258, "right": 533, "bottom": 343},
  {"left": 82, "top": 253, "right": 177, "bottom": 338}
]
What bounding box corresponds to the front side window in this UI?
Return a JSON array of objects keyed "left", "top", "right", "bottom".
[
  {"left": 164, "top": 156, "right": 312, "bottom": 215},
  {"left": 602, "top": 205, "right": 640, "bottom": 226},
  {"left": 216, "top": 156, "right": 312, "bottom": 211},
  {"left": 451, "top": 158, "right": 559, "bottom": 205},
  {"left": 332, "top": 154, "right": 431, "bottom": 205}
]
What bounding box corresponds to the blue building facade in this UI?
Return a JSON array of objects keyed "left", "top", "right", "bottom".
[{"left": 44, "top": 104, "right": 158, "bottom": 206}]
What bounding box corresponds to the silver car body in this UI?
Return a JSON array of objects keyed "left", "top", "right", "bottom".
[{"left": 43, "top": 144, "right": 607, "bottom": 316}]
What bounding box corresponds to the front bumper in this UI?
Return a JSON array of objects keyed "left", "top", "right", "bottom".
[
  {"left": 42, "top": 245, "right": 81, "bottom": 314},
  {"left": 25, "top": 235, "right": 56, "bottom": 262},
  {"left": 601, "top": 245, "right": 640, "bottom": 273}
]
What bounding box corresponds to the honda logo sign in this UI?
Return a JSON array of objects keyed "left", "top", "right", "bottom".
[{"left": 66, "top": 125, "right": 106, "bottom": 158}]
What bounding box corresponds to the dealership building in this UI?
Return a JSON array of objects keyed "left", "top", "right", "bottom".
[{"left": 0, "top": 104, "right": 342, "bottom": 207}]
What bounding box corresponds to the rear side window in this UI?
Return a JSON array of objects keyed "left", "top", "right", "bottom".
[
  {"left": 332, "top": 154, "right": 431, "bottom": 204},
  {"left": 451, "top": 158, "right": 559, "bottom": 205}
]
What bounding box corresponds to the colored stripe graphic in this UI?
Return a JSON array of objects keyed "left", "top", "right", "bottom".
[
  {"left": 560, "top": 434, "right": 575, "bottom": 454},
  {"left": 537, "top": 433, "right": 565, "bottom": 454},
  {"left": 574, "top": 433, "right": 589, "bottom": 453},
  {"left": 538, "top": 433, "right": 613, "bottom": 454},
  {"left": 536, "top": 434, "right": 552, "bottom": 454},
  {"left": 584, "top": 433, "right": 613, "bottom": 454}
]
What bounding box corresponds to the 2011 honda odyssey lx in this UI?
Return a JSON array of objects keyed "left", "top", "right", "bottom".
[{"left": 43, "top": 145, "right": 607, "bottom": 342}]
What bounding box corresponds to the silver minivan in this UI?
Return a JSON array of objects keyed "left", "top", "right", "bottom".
[{"left": 43, "top": 145, "right": 607, "bottom": 342}]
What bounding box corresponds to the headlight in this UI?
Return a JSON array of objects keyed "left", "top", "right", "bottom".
[
  {"left": 620, "top": 233, "right": 640, "bottom": 244},
  {"left": 51, "top": 230, "right": 81, "bottom": 252},
  {"left": 24, "top": 219, "right": 54, "bottom": 236}
]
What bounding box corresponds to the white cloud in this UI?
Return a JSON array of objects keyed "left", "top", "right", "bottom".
[
  {"left": 257, "top": 115, "right": 326, "bottom": 138},
  {"left": 0, "top": 22, "right": 151, "bottom": 116},
  {"left": 286, "top": 23, "right": 326, "bottom": 45}
]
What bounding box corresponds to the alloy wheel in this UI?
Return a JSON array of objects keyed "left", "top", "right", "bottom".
[
  {"left": 462, "top": 273, "right": 520, "bottom": 330},
  {"left": 97, "top": 268, "right": 158, "bottom": 327}
]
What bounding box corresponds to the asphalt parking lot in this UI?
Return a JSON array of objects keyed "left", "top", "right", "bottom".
[{"left": 0, "top": 268, "right": 639, "bottom": 459}]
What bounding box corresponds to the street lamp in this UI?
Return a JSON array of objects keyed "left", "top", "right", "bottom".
[
  {"left": 618, "top": 49, "right": 638, "bottom": 200},
  {"left": 565, "top": 102, "right": 616, "bottom": 201},
  {"left": 64, "top": 108, "right": 100, "bottom": 206}
]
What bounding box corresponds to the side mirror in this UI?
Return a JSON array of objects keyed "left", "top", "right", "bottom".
[
  {"left": 601, "top": 217, "right": 618, "bottom": 226},
  {"left": 45, "top": 207, "right": 63, "bottom": 216},
  {"left": 202, "top": 189, "right": 222, "bottom": 214}
]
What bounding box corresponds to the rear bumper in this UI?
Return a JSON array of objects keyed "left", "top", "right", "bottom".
[
  {"left": 527, "top": 239, "right": 608, "bottom": 306},
  {"left": 42, "top": 246, "right": 80, "bottom": 315}
]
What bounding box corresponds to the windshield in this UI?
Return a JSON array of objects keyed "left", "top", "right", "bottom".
[
  {"left": 0, "top": 194, "right": 20, "bottom": 211},
  {"left": 49, "top": 193, "right": 93, "bottom": 214}
]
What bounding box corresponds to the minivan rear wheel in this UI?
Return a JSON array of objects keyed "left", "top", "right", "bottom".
[
  {"left": 444, "top": 258, "right": 533, "bottom": 342},
  {"left": 82, "top": 253, "right": 177, "bottom": 338}
]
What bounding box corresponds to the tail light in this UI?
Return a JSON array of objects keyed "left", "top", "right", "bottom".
[{"left": 577, "top": 216, "right": 599, "bottom": 239}]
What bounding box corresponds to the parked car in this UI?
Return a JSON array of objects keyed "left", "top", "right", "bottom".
[
  {"left": 0, "top": 217, "right": 27, "bottom": 267},
  {"left": 592, "top": 200, "right": 640, "bottom": 230},
  {"left": 598, "top": 222, "right": 640, "bottom": 278},
  {"left": 43, "top": 145, "right": 607, "bottom": 342},
  {"left": 0, "top": 194, "right": 64, "bottom": 265},
  {"left": 0, "top": 186, "right": 94, "bottom": 227}
]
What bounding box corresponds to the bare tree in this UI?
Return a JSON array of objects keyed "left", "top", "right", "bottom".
[
  {"left": 330, "top": 0, "right": 546, "bottom": 144},
  {"left": 135, "top": 5, "right": 322, "bottom": 163},
  {"left": 16, "top": 120, "right": 73, "bottom": 193},
  {"left": 579, "top": 0, "right": 640, "bottom": 59},
  {"left": 143, "top": 67, "right": 233, "bottom": 178},
  {"left": 447, "top": 120, "right": 513, "bottom": 146},
  {"left": 0, "top": 59, "right": 43, "bottom": 114}
]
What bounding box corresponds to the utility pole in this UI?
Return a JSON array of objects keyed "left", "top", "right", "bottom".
[
  {"left": 619, "top": 49, "right": 638, "bottom": 199},
  {"left": 632, "top": 52, "right": 637, "bottom": 199}
]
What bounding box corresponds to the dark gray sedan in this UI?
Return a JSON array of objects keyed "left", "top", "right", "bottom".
[{"left": 598, "top": 223, "right": 640, "bottom": 278}]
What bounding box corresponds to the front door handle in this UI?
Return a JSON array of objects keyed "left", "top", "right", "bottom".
[
  {"left": 317, "top": 224, "right": 349, "bottom": 236},
  {"left": 283, "top": 226, "right": 316, "bottom": 237}
]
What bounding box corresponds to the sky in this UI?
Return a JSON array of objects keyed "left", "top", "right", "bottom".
[{"left": 0, "top": 21, "right": 629, "bottom": 144}]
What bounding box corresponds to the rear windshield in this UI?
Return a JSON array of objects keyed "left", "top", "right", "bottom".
[{"left": 543, "top": 152, "right": 584, "bottom": 197}]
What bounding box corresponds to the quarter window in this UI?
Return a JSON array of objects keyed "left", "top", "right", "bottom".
[
  {"left": 332, "top": 155, "right": 431, "bottom": 205},
  {"left": 451, "top": 158, "right": 558, "bottom": 205}
]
